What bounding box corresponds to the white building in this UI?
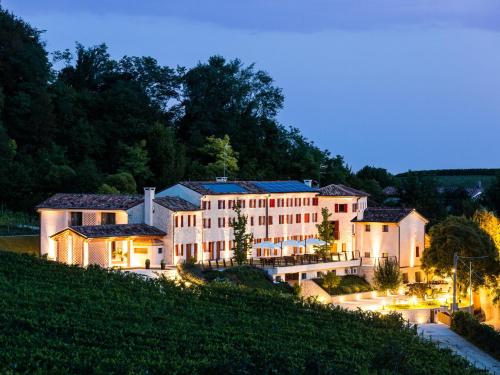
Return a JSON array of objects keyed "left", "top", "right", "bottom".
[{"left": 37, "top": 180, "right": 428, "bottom": 283}]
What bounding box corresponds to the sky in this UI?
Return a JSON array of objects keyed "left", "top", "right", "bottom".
[{"left": 3, "top": 0, "right": 500, "bottom": 173}]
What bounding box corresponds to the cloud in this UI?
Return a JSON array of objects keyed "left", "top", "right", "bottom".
[{"left": 6, "top": 0, "right": 500, "bottom": 33}]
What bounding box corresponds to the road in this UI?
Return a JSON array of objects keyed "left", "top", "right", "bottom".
[{"left": 418, "top": 323, "right": 500, "bottom": 374}]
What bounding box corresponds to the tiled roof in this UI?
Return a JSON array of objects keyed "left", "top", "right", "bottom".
[
  {"left": 67, "top": 224, "right": 165, "bottom": 238},
  {"left": 319, "top": 184, "right": 369, "bottom": 197},
  {"left": 36, "top": 193, "right": 143, "bottom": 210},
  {"left": 154, "top": 197, "right": 200, "bottom": 212},
  {"left": 178, "top": 180, "right": 317, "bottom": 195},
  {"left": 351, "top": 208, "right": 414, "bottom": 223}
]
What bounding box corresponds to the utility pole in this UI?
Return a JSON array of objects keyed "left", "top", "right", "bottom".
[
  {"left": 469, "top": 261, "right": 473, "bottom": 314},
  {"left": 452, "top": 252, "right": 458, "bottom": 312}
]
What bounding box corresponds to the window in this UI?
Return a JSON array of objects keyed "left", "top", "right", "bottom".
[
  {"left": 269, "top": 199, "right": 275, "bottom": 208},
  {"left": 295, "top": 214, "right": 301, "bottom": 223},
  {"left": 228, "top": 200, "right": 234, "bottom": 209},
  {"left": 202, "top": 201, "right": 211, "bottom": 210},
  {"left": 158, "top": 247, "right": 163, "bottom": 254},
  {"left": 332, "top": 220, "right": 339, "bottom": 240},
  {"left": 69, "top": 212, "right": 82, "bottom": 226},
  {"left": 250, "top": 216, "right": 254, "bottom": 226},
  {"left": 312, "top": 213, "right": 318, "bottom": 223},
  {"left": 101, "top": 212, "right": 116, "bottom": 225},
  {"left": 342, "top": 243, "right": 346, "bottom": 252},
  {"left": 203, "top": 218, "right": 211, "bottom": 229},
  {"left": 279, "top": 215, "right": 285, "bottom": 224},
  {"left": 218, "top": 200, "right": 225, "bottom": 209},
  {"left": 402, "top": 273, "right": 409, "bottom": 284},
  {"left": 365, "top": 224, "right": 371, "bottom": 232},
  {"left": 267, "top": 216, "right": 273, "bottom": 225},
  {"left": 175, "top": 216, "right": 179, "bottom": 228},
  {"left": 382, "top": 224, "right": 389, "bottom": 232},
  {"left": 188, "top": 215, "right": 191, "bottom": 227},
  {"left": 415, "top": 246, "right": 420, "bottom": 257},
  {"left": 192, "top": 215, "right": 196, "bottom": 227},
  {"left": 301, "top": 273, "right": 307, "bottom": 280},
  {"left": 180, "top": 216, "right": 184, "bottom": 227},
  {"left": 364, "top": 252, "right": 371, "bottom": 258},
  {"left": 352, "top": 203, "right": 358, "bottom": 212},
  {"left": 218, "top": 218, "right": 226, "bottom": 228},
  {"left": 312, "top": 197, "right": 318, "bottom": 206},
  {"left": 304, "top": 213, "right": 310, "bottom": 223},
  {"left": 415, "top": 271, "right": 422, "bottom": 283}
]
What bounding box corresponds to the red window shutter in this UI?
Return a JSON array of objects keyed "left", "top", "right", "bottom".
[
  {"left": 193, "top": 215, "right": 196, "bottom": 226},
  {"left": 175, "top": 217, "right": 178, "bottom": 228},
  {"left": 181, "top": 216, "right": 184, "bottom": 227},
  {"left": 188, "top": 215, "right": 191, "bottom": 227},
  {"left": 175, "top": 244, "right": 179, "bottom": 256},
  {"left": 270, "top": 199, "right": 275, "bottom": 208},
  {"left": 335, "top": 204, "right": 339, "bottom": 213}
]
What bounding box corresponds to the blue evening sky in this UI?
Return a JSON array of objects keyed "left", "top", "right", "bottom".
[{"left": 4, "top": 1, "right": 500, "bottom": 173}]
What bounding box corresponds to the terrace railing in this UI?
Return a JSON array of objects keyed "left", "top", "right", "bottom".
[{"left": 200, "top": 251, "right": 361, "bottom": 270}]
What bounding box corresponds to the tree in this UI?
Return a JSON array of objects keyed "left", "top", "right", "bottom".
[
  {"left": 118, "top": 140, "right": 152, "bottom": 188},
  {"left": 373, "top": 258, "right": 402, "bottom": 292},
  {"left": 200, "top": 135, "right": 239, "bottom": 178},
  {"left": 473, "top": 210, "right": 500, "bottom": 252},
  {"left": 422, "top": 216, "right": 500, "bottom": 288},
  {"left": 98, "top": 172, "right": 137, "bottom": 194},
  {"left": 322, "top": 271, "right": 340, "bottom": 293},
  {"left": 231, "top": 204, "right": 253, "bottom": 265},
  {"left": 484, "top": 172, "right": 500, "bottom": 215},
  {"left": 315, "top": 208, "right": 334, "bottom": 257}
]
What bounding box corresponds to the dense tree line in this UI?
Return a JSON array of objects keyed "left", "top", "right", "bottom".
[
  {"left": 0, "top": 8, "right": 355, "bottom": 212},
  {"left": 1, "top": 8, "right": 498, "bottom": 222}
]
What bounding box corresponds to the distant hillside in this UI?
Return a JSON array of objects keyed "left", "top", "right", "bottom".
[
  {"left": 396, "top": 169, "right": 499, "bottom": 188},
  {"left": 0, "top": 251, "right": 482, "bottom": 374}
]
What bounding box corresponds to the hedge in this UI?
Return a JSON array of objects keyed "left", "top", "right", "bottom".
[{"left": 451, "top": 311, "right": 500, "bottom": 360}]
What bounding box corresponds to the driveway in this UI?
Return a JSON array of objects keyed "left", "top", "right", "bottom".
[{"left": 418, "top": 323, "right": 500, "bottom": 374}]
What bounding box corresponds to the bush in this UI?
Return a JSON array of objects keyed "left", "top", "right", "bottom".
[
  {"left": 0, "top": 251, "right": 483, "bottom": 374},
  {"left": 451, "top": 311, "right": 500, "bottom": 360},
  {"left": 373, "top": 258, "right": 402, "bottom": 292},
  {"left": 317, "top": 275, "right": 372, "bottom": 296}
]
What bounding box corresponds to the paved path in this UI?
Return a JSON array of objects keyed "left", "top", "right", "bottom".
[{"left": 418, "top": 323, "right": 500, "bottom": 374}]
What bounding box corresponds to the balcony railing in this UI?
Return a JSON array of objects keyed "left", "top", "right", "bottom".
[
  {"left": 200, "top": 251, "right": 361, "bottom": 270},
  {"left": 360, "top": 255, "right": 397, "bottom": 267}
]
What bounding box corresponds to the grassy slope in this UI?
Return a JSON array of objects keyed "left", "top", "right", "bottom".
[
  {"left": 0, "top": 235, "right": 39, "bottom": 255},
  {"left": 0, "top": 251, "right": 485, "bottom": 375}
]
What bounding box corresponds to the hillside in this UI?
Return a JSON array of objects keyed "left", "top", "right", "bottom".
[
  {"left": 0, "top": 251, "right": 484, "bottom": 374},
  {"left": 396, "top": 169, "right": 499, "bottom": 188}
]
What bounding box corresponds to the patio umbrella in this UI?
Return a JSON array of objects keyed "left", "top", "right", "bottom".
[
  {"left": 301, "top": 238, "right": 327, "bottom": 254},
  {"left": 276, "top": 240, "right": 302, "bottom": 257}
]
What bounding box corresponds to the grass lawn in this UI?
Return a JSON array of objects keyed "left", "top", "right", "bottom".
[
  {"left": 0, "top": 234, "right": 39, "bottom": 255},
  {"left": 0, "top": 251, "right": 485, "bottom": 374}
]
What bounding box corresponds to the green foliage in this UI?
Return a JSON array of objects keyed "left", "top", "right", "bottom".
[
  {"left": 200, "top": 134, "right": 239, "bottom": 178},
  {"left": 0, "top": 235, "right": 39, "bottom": 255},
  {"left": 451, "top": 311, "right": 500, "bottom": 360},
  {"left": 0, "top": 252, "right": 486, "bottom": 374},
  {"left": 315, "top": 207, "right": 333, "bottom": 257},
  {"left": 423, "top": 216, "right": 500, "bottom": 288},
  {"left": 407, "top": 283, "right": 434, "bottom": 299},
  {"left": 117, "top": 140, "right": 152, "bottom": 186},
  {"left": 373, "top": 258, "right": 402, "bottom": 292},
  {"left": 230, "top": 204, "right": 253, "bottom": 265},
  {"left": 98, "top": 172, "right": 137, "bottom": 194},
  {"left": 318, "top": 275, "right": 372, "bottom": 295},
  {"left": 321, "top": 271, "right": 340, "bottom": 293},
  {"left": 0, "top": 251, "right": 484, "bottom": 374},
  {"left": 484, "top": 172, "right": 500, "bottom": 215}
]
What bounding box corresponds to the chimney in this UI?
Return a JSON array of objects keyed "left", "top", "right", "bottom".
[
  {"left": 144, "top": 187, "right": 155, "bottom": 226},
  {"left": 303, "top": 179, "right": 312, "bottom": 187}
]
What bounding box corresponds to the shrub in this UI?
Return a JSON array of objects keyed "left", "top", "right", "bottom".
[
  {"left": 373, "top": 258, "right": 402, "bottom": 292},
  {"left": 451, "top": 311, "right": 500, "bottom": 360}
]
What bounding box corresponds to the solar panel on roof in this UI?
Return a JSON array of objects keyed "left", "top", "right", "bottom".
[
  {"left": 201, "top": 183, "right": 248, "bottom": 193},
  {"left": 252, "top": 181, "right": 317, "bottom": 193}
]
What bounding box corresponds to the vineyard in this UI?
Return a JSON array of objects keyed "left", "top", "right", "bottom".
[{"left": 0, "top": 251, "right": 485, "bottom": 374}]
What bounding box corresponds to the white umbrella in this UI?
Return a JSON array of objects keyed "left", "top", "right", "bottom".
[
  {"left": 276, "top": 240, "right": 303, "bottom": 256},
  {"left": 301, "top": 238, "right": 327, "bottom": 254}
]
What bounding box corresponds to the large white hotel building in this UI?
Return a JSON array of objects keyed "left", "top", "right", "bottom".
[{"left": 37, "top": 180, "right": 428, "bottom": 283}]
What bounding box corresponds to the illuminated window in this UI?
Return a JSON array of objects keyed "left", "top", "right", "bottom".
[
  {"left": 416, "top": 246, "right": 420, "bottom": 257},
  {"left": 382, "top": 225, "right": 389, "bottom": 232},
  {"left": 365, "top": 224, "right": 371, "bottom": 232}
]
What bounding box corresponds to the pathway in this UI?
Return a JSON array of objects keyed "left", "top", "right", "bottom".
[{"left": 418, "top": 323, "right": 500, "bottom": 374}]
